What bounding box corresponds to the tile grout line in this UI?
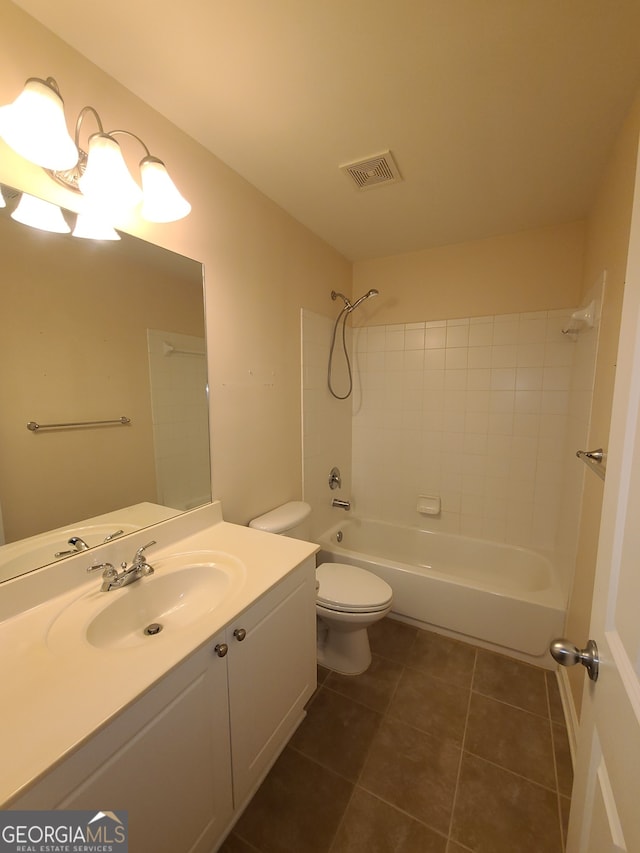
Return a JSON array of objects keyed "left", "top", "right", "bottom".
[
  {"left": 355, "top": 643, "right": 481, "bottom": 847},
  {"left": 470, "top": 685, "right": 555, "bottom": 720},
  {"left": 546, "top": 672, "right": 567, "bottom": 851},
  {"left": 326, "top": 652, "right": 411, "bottom": 853},
  {"left": 461, "top": 748, "right": 565, "bottom": 796},
  {"left": 353, "top": 782, "right": 451, "bottom": 847},
  {"left": 445, "top": 647, "right": 478, "bottom": 847},
  {"left": 352, "top": 654, "right": 406, "bottom": 785}
]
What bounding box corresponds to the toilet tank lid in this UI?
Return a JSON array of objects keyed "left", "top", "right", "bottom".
[{"left": 248, "top": 501, "right": 311, "bottom": 534}]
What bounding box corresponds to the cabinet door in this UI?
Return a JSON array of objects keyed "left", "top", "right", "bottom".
[
  {"left": 16, "top": 636, "right": 233, "bottom": 853},
  {"left": 227, "top": 558, "right": 317, "bottom": 806}
]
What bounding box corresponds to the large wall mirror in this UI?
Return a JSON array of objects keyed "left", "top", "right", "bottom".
[{"left": 0, "top": 185, "right": 211, "bottom": 582}]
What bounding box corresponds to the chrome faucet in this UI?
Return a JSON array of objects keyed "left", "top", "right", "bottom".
[
  {"left": 88, "top": 540, "right": 156, "bottom": 592},
  {"left": 332, "top": 498, "right": 351, "bottom": 511},
  {"left": 55, "top": 536, "right": 91, "bottom": 558},
  {"left": 102, "top": 529, "right": 124, "bottom": 543}
]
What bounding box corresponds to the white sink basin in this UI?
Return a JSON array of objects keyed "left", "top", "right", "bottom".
[{"left": 47, "top": 551, "right": 246, "bottom": 652}]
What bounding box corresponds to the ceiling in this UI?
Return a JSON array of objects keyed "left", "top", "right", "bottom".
[{"left": 11, "top": 0, "right": 640, "bottom": 261}]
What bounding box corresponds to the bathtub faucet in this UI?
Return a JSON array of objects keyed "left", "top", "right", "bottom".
[{"left": 332, "top": 498, "right": 351, "bottom": 511}]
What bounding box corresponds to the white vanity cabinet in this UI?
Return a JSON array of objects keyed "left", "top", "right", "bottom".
[
  {"left": 12, "top": 632, "right": 234, "bottom": 853},
  {"left": 10, "top": 557, "right": 317, "bottom": 853},
  {"left": 226, "top": 554, "right": 317, "bottom": 807}
]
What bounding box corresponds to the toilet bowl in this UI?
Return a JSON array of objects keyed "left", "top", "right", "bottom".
[
  {"left": 315, "top": 561, "right": 392, "bottom": 674},
  {"left": 249, "top": 501, "right": 393, "bottom": 675}
]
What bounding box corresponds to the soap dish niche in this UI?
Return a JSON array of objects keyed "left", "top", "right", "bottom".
[{"left": 417, "top": 495, "right": 441, "bottom": 516}]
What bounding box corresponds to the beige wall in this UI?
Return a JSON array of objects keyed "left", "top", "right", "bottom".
[
  {"left": 353, "top": 219, "right": 586, "bottom": 324},
  {"left": 0, "top": 2, "right": 351, "bottom": 530},
  {"left": 564, "top": 93, "right": 640, "bottom": 714}
]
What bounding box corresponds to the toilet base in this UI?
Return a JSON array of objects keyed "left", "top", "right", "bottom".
[
  {"left": 316, "top": 603, "right": 392, "bottom": 675},
  {"left": 316, "top": 624, "right": 372, "bottom": 675}
]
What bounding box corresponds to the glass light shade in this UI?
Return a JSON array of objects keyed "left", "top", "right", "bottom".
[
  {"left": 0, "top": 78, "right": 78, "bottom": 170},
  {"left": 11, "top": 193, "right": 71, "bottom": 233},
  {"left": 140, "top": 156, "right": 191, "bottom": 222},
  {"left": 72, "top": 212, "right": 121, "bottom": 241},
  {"left": 78, "top": 133, "right": 142, "bottom": 217}
]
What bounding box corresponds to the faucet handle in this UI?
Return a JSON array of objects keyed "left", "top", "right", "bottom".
[
  {"left": 102, "top": 529, "right": 124, "bottom": 543},
  {"left": 134, "top": 540, "right": 157, "bottom": 563},
  {"left": 87, "top": 562, "right": 115, "bottom": 575}
]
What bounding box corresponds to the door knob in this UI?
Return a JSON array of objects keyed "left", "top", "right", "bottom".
[
  {"left": 214, "top": 643, "right": 228, "bottom": 658},
  {"left": 550, "top": 638, "right": 599, "bottom": 682},
  {"left": 233, "top": 628, "right": 247, "bottom": 642}
]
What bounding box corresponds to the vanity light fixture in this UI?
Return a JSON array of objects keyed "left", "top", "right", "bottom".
[
  {"left": 1, "top": 182, "right": 120, "bottom": 241},
  {"left": 0, "top": 77, "right": 78, "bottom": 170},
  {"left": 0, "top": 78, "right": 191, "bottom": 224},
  {"left": 72, "top": 211, "right": 121, "bottom": 241},
  {"left": 10, "top": 192, "right": 71, "bottom": 234}
]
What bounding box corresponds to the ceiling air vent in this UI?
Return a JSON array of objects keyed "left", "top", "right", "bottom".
[{"left": 340, "top": 150, "right": 402, "bottom": 191}]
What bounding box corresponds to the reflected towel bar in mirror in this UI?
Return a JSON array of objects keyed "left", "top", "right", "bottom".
[{"left": 27, "top": 416, "right": 131, "bottom": 432}]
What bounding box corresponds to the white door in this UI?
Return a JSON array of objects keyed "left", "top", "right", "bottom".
[{"left": 565, "top": 141, "right": 640, "bottom": 852}]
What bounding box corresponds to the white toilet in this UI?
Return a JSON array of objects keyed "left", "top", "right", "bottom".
[{"left": 249, "top": 501, "right": 393, "bottom": 675}]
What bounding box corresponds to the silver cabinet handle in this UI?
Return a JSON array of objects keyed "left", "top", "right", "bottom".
[
  {"left": 550, "top": 638, "right": 599, "bottom": 681},
  {"left": 234, "top": 628, "right": 247, "bottom": 642},
  {"left": 214, "top": 643, "right": 228, "bottom": 658}
]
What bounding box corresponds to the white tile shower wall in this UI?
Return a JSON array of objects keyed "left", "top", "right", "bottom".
[
  {"left": 301, "top": 310, "right": 353, "bottom": 539},
  {"left": 147, "top": 329, "right": 211, "bottom": 511},
  {"left": 351, "top": 310, "right": 586, "bottom": 552}
]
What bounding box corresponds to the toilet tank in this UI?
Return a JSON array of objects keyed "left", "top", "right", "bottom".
[{"left": 248, "top": 501, "right": 312, "bottom": 540}]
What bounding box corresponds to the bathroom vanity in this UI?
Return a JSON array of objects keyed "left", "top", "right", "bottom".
[{"left": 0, "top": 502, "right": 318, "bottom": 853}]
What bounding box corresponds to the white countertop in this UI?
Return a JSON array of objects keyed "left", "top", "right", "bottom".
[{"left": 0, "top": 502, "right": 318, "bottom": 806}]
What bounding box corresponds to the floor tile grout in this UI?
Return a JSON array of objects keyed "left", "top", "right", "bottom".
[
  {"left": 461, "top": 749, "right": 564, "bottom": 795},
  {"left": 470, "top": 686, "right": 557, "bottom": 719},
  {"left": 356, "top": 783, "right": 450, "bottom": 843},
  {"left": 447, "top": 648, "right": 478, "bottom": 843}
]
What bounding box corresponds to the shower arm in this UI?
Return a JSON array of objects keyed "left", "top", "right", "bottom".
[
  {"left": 330, "top": 289, "right": 379, "bottom": 314},
  {"left": 331, "top": 290, "right": 353, "bottom": 311}
]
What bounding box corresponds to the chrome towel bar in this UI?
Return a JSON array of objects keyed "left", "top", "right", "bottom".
[{"left": 27, "top": 416, "right": 131, "bottom": 432}]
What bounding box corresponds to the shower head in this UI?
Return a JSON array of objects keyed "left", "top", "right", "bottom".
[
  {"left": 331, "top": 288, "right": 379, "bottom": 313},
  {"left": 349, "top": 289, "right": 379, "bottom": 311}
]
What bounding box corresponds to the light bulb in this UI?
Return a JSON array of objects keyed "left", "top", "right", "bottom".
[
  {"left": 72, "top": 212, "right": 121, "bottom": 241},
  {"left": 140, "top": 156, "right": 191, "bottom": 222},
  {"left": 78, "top": 133, "right": 142, "bottom": 217},
  {"left": 11, "top": 193, "right": 70, "bottom": 233},
  {"left": 0, "top": 78, "right": 78, "bottom": 170}
]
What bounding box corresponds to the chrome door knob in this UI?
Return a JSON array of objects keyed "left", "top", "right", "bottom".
[
  {"left": 233, "top": 628, "right": 247, "bottom": 642},
  {"left": 550, "top": 638, "right": 599, "bottom": 682},
  {"left": 214, "top": 643, "right": 229, "bottom": 658}
]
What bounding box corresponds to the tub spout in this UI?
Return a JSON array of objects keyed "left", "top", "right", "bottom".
[{"left": 332, "top": 498, "right": 351, "bottom": 511}]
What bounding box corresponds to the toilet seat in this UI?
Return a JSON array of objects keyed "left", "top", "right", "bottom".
[{"left": 316, "top": 562, "right": 393, "bottom": 614}]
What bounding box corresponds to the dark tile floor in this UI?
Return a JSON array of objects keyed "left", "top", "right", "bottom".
[{"left": 220, "top": 618, "right": 572, "bottom": 853}]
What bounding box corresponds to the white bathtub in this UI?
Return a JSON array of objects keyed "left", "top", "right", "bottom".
[{"left": 317, "top": 518, "right": 565, "bottom": 665}]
